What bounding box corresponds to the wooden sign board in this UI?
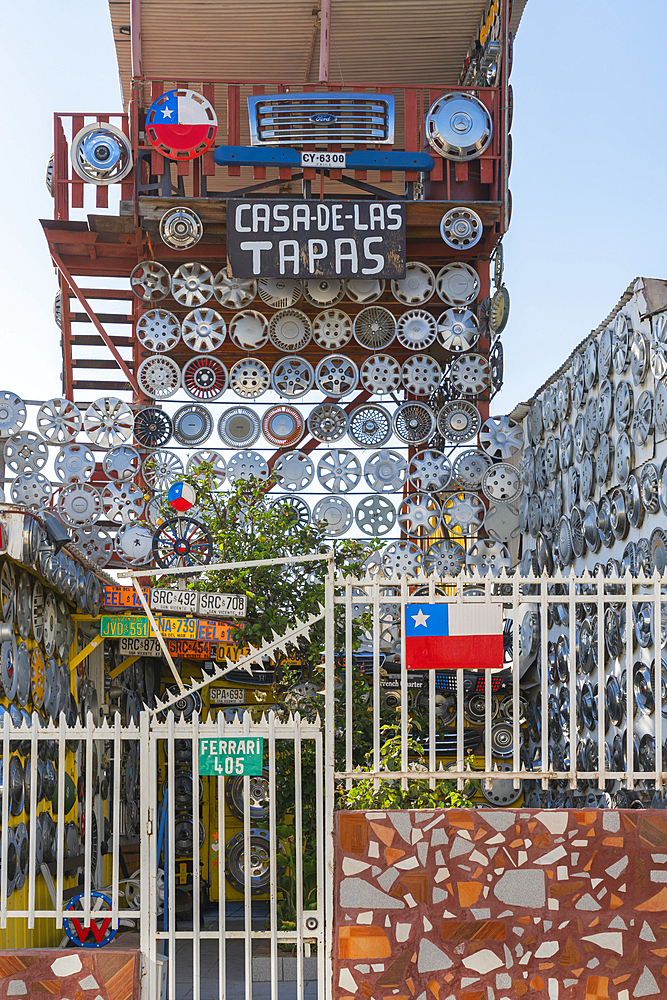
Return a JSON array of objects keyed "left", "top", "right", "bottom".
[{"left": 226, "top": 199, "right": 406, "bottom": 278}]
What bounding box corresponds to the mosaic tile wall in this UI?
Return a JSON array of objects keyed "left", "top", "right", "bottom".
[
  {"left": 335, "top": 808, "right": 667, "bottom": 1000},
  {"left": 0, "top": 948, "right": 139, "bottom": 1000}
]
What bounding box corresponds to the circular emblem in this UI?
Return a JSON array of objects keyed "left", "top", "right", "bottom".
[{"left": 146, "top": 89, "right": 217, "bottom": 160}]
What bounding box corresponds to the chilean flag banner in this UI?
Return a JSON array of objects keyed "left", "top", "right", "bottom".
[
  {"left": 146, "top": 89, "right": 218, "bottom": 160},
  {"left": 405, "top": 603, "right": 504, "bottom": 671}
]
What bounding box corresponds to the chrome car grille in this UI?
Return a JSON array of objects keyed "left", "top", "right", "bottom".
[{"left": 248, "top": 92, "right": 395, "bottom": 146}]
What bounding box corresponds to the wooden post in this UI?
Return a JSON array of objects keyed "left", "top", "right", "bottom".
[{"left": 318, "top": 0, "right": 330, "bottom": 83}]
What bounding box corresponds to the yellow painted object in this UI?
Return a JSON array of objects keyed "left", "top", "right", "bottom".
[{"left": 0, "top": 633, "right": 80, "bottom": 949}]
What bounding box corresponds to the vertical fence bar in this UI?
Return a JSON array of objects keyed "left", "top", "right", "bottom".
[
  {"left": 428, "top": 575, "right": 436, "bottom": 789},
  {"left": 625, "top": 572, "right": 634, "bottom": 788},
  {"left": 295, "top": 716, "right": 304, "bottom": 999},
  {"left": 150, "top": 712, "right": 160, "bottom": 1000},
  {"left": 512, "top": 573, "right": 520, "bottom": 789},
  {"left": 656, "top": 574, "right": 664, "bottom": 789},
  {"left": 485, "top": 665, "right": 492, "bottom": 777},
  {"left": 400, "top": 576, "right": 408, "bottom": 787},
  {"left": 597, "top": 576, "right": 606, "bottom": 790},
  {"left": 27, "top": 714, "right": 37, "bottom": 927},
  {"left": 268, "top": 712, "right": 278, "bottom": 1000},
  {"left": 315, "top": 728, "right": 326, "bottom": 1000},
  {"left": 1, "top": 714, "right": 10, "bottom": 928},
  {"left": 56, "top": 712, "right": 66, "bottom": 928},
  {"left": 168, "top": 713, "right": 176, "bottom": 1000},
  {"left": 139, "top": 711, "right": 153, "bottom": 998},
  {"left": 95, "top": 115, "right": 110, "bottom": 208},
  {"left": 243, "top": 713, "right": 252, "bottom": 1000},
  {"left": 71, "top": 114, "right": 85, "bottom": 208},
  {"left": 202, "top": 84, "right": 217, "bottom": 184},
  {"left": 217, "top": 712, "right": 227, "bottom": 1000},
  {"left": 569, "top": 573, "right": 577, "bottom": 790},
  {"left": 372, "top": 577, "right": 380, "bottom": 777},
  {"left": 84, "top": 711, "right": 93, "bottom": 925},
  {"left": 324, "top": 560, "right": 335, "bottom": 1000},
  {"left": 227, "top": 85, "right": 241, "bottom": 175},
  {"left": 455, "top": 576, "right": 463, "bottom": 781},
  {"left": 193, "top": 711, "right": 201, "bottom": 1000},
  {"left": 112, "top": 715, "right": 121, "bottom": 931},
  {"left": 345, "top": 581, "right": 353, "bottom": 788},
  {"left": 540, "top": 576, "right": 549, "bottom": 789},
  {"left": 456, "top": 667, "right": 464, "bottom": 779}
]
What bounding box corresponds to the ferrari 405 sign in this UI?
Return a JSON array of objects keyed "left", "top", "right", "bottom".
[{"left": 198, "top": 737, "right": 264, "bottom": 775}]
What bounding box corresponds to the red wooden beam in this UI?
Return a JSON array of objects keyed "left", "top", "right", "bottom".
[
  {"left": 60, "top": 278, "right": 73, "bottom": 400},
  {"left": 227, "top": 86, "right": 241, "bottom": 176},
  {"left": 318, "top": 0, "right": 331, "bottom": 83},
  {"left": 252, "top": 86, "right": 266, "bottom": 180},
  {"left": 130, "top": 0, "right": 142, "bottom": 78},
  {"left": 50, "top": 249, "right": 140, "bottom": 395},
  {"left": 71, "top": 115, "right": 85, "bottom": 209}
]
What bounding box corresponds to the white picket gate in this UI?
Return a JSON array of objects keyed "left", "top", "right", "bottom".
[{"left": 142, "top": 711, "right": 325, "bottom": 1000}]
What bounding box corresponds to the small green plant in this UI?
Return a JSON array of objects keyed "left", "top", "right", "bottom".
[
  {"left": 274, "top": 823, "right": 319, "bottom": 930},
  {"left": 336, "top": 725, "right": 473, "bottom": 811}
]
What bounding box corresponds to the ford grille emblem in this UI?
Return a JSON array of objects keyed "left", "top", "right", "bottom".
[{"left": 310, "top": 113, "right": 337, "bottom": 123}]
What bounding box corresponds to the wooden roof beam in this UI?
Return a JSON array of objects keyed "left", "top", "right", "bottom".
[
  {"left": 131, "top": 0, "right": 142, "bottom": 78},
  {"left": 319, "top": 0, "right": 330, "bottom": 82}
]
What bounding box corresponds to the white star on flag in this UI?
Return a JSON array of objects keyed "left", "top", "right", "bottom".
[
  {"left": 161, "top": 106, "right": 174, "bottom": 119},
  {"left": 411, "top": 608, "right": 430, "bottom": 628}
]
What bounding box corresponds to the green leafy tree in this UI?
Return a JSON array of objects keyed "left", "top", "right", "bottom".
[
  {"left": 152, "top": 467, "right": 369, "bottom": 681},
  {"left": 152, "top": 468, "right": 469, "bottom": 931}
]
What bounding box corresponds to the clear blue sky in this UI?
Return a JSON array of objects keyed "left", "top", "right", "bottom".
[{"left": 1, "top": 0, "right": 665, "bottom": 412}]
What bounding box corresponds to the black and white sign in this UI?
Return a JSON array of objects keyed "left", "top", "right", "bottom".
[
  {"left": 119, "top": 636, "right": 162, "bottom": 658},
  {"left": 199, "top": 592, "right": 247, "bottom": 618},
  {"left": 149, "top": 589, "right": 247, "bottom": 618},
  {"left": 210, "top": 687, "right": 246, "bottom": 705},
  {"left": 226, "top": 199, "right": 406, "bottom": 279},
  {"left": 300, "top": 151, "right": 346, "bottom": 168},
  {"left": 150, "top": 589, "right": 198, "bottom": 614}
]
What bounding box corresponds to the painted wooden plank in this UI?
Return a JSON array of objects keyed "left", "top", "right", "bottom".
[
  {"left": 227, "top": 85, "right": 241, "bottom": 176},
  {"left": 202, "top": 85, "right": 216, "bottom": 176},
  {"left": 71, "top": 115, "right": 85, "bottom": 209}
]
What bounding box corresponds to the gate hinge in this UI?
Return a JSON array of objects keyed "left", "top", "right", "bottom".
[{"left": 147, "top": 819, "right": 153, "bottom": 835}]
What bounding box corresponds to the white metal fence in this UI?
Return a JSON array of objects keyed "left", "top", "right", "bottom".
[
  {"left": 0, "top": 712, "right": 135, "bottom": 930},
  {"left": 0, "top": 710, "right": 324, "bottom": 1000},
  {"left": 328, "top": 570, "right": 667, "bottom": 800},
  {"left": 1, "top": 569, "right": 666, "bottom": 997}
]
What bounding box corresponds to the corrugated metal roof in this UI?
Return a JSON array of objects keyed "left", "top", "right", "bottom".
[{"left": 109, "top": 0, "right": 529, "bottom": 106}]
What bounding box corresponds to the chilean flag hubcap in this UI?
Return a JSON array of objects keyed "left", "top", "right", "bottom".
[{"left": 146, "top": 89, "right": 217, "bottom": 160}]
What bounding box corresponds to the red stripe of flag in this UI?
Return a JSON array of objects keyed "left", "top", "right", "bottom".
[
  {"left": 150, "top": 124, "right": 211, "bottom": 147},
  {"left": 406, "top": 634, "right": 503, "bottom": 671}
]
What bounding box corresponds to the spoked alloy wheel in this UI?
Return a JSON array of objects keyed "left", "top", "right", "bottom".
[{"left": 152, "top": 517, "right": 214, "bottom": 569}]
